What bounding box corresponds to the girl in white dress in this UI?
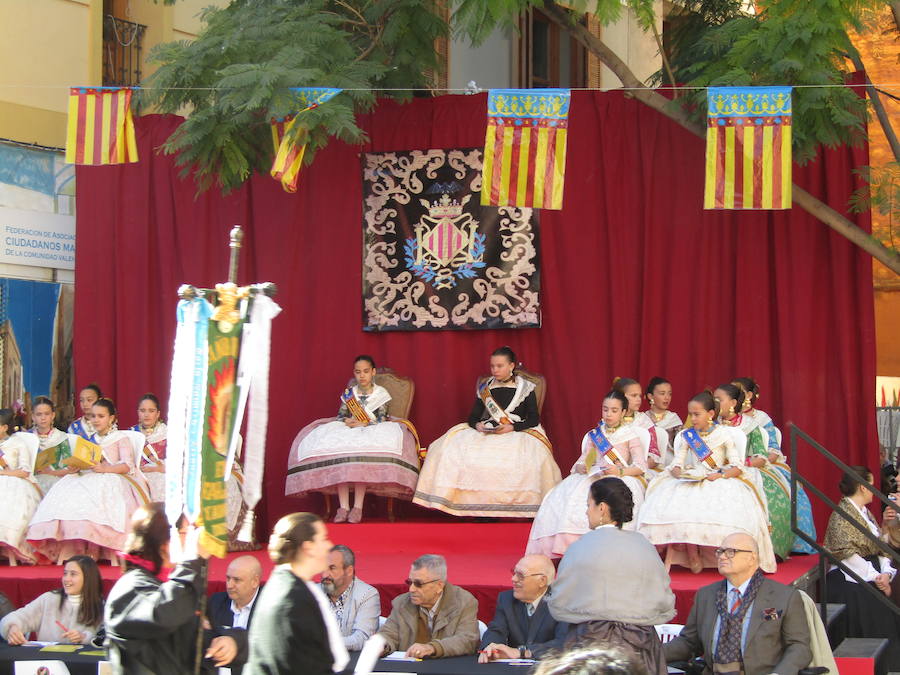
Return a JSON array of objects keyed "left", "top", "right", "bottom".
[
  {"left": 637, "top": 390, "right": 776, "bottom": 573},
  {"left": 414, "top": 347, "right": 562, "bottom": 518},
  {"left": 67, "top": 384, "right": 102, "bottom": 441},
  {"left": 286, "top": 355, "right": 420, "bottom": 524},
  {"left": 632, "top": 377, "right": 682, "bottom": 470},
  {"left": 31, "top": 396, "right": 74, "bottom": 494},
  {"left": 0, "top": 409, "right": 43, "bottom": 563},
  {"left": 130, "top": 394, "right": 167, "bottom": 502},
  {"left": 526, "top": 390, "right": 648, "bottom": 558},
  {"left": 29, "top": 398, "right": 149, "bottom": 563}
]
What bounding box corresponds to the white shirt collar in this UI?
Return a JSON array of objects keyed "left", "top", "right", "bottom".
[
  {"left": 593, "top": 523, "right": 617, "bottom": 530},
  {"left": 726, "top": 577, "right": 753, "bottom": 595},
  {"left": 230, "top": 588, "right": 260, "bottom": 616}
]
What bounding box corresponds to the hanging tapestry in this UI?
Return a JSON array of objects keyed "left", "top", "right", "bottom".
[
  {"left": 362, "top": 148, "right": 540, "bottom": 331},
  {"left": 705, "top": 86, "right": 792, "bottom": 210}
]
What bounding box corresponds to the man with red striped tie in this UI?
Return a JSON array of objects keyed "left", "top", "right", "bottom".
[{"left": 664, "top": 533, "right": 812, "bottom": 675}]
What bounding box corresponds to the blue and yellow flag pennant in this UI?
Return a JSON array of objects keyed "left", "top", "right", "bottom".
[
  {"left": 705, "top": 86, "right": 792, "bottom": 210},
  {"left": 481, "top": 89, "right": 570, "bottom": 210},
  {"left": 270, "top": 87, "right": 342, "bottom": 193}
]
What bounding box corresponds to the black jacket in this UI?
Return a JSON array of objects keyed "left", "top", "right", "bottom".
[
  {"left": 479, "top": 590, "right": 568, "bottom": 658},
  {"left": 105, "top": 559, "right": 246, "bottom": 675},
  {"left": 206, "top": 590, "right": 258, "bottom": 675},
  {"left": 245, "top": 567, "right": 333, "bottom": 675}
]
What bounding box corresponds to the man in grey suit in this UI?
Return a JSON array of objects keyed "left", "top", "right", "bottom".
[
  {"left": 320, "top": 544, "right": 380, "bottom": 651},
  {"left": 479, "top": 553, "right": 568, "bottom": 662},
  {"left": 665, "top": 532, "right": 813, "bottom": 675}
]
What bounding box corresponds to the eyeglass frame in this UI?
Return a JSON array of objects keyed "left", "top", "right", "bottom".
[
  {"left": 404, "top": 577, "right": 442, "bottom": 588},
  {"left": 510, "top": 568, "right": 548, "bottom": 581},
  {"left": 714, "top": 547, "right": 755, "bottom": 559}
]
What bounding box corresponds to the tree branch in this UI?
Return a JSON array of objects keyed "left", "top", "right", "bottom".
[
  {"left": 847, "top": 50, "right": 900, "bottom": 165},
  {"left": 541, "top": 0, "right": 900, "bottom": 275}
]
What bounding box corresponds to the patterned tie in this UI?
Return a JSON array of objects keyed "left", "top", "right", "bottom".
[
  {"left": 526, "top": 602, "right": 535, "bottom": 617},
  {"left": 729, "top": 588, "right": 742, "bottom": 614}
]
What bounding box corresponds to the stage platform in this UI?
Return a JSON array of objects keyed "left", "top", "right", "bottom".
[{"left": 0, "top": 522, "right": 817, "bottom": 624}]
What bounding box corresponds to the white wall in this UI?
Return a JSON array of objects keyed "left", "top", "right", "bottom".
[{"left": 449, "top": 29, "right": 514, "bottom": 91}]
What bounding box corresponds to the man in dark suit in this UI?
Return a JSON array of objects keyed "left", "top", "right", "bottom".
[
  {"left": 479, "top": 554, "right": 568, "bottom": 662},
  {"left": 206, "top": 555, "right": 262, "bottom": 675},
  {"left": 665, "top": 532, "right": 813, "bottom": 675}
]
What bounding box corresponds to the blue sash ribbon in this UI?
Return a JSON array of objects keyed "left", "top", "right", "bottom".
[
  {"left": 682, "top": 428, "right": 718, "bottom": 468},
  {"left": 586, "top": 424, "right": 621, "bottom": 472}
]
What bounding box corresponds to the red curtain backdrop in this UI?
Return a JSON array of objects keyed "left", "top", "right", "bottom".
[{"left": 74, "top": 91, "right": 877, "bottom": 534}]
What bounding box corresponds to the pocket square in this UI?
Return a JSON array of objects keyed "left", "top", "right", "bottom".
[{"left": 762, "top": 607, "right": 783, "bottom": 621}]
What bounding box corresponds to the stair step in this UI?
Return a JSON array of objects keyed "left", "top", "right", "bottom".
[
  {"left": 833, "top": 637, "right": 889, "bottom": 660},
  {"left": 823, "top": 603, "right": 844, "bottom": 628}
]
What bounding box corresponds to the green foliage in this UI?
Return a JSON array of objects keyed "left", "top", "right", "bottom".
[
  {"left": 660, "top": 0, "right": 870, "bottom": 164},
  {"left": 850, "top": 162, "right": 899, "bottom": 248},
  {"left": 141, "top": 0, "right": 448, "bottom": 192}
]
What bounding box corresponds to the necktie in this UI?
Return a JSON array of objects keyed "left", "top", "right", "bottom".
[
  {"left": 526, "top": 602, "right": 535, "bottom": 617},
  {"left": 729, "top": 588, "right": 742, "bottom": 614}
]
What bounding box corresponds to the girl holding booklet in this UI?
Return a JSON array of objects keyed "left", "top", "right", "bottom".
[
  {"left": 285, "top": 355, "right": 420, "bottom": 524},
  {"left": 130, "top": 393, "right": 168, "bottom": 501},
  {"left": 526, "top": 389, "right": 650, "bottom": 558},
  {"left": 636, "top": 390, "right": 776, "bottom": 573},
  {"left": 28, "top": 398, "right": 149, "bottom": 564},
  {"left": 0, "top": 409, "right": 43, "bottom": 563},
  {"left": 413, "top": 346, "right": 562, "bottom": 518},
  {"left": 31, "top": 396, "right": 73, "bottom": 493}
]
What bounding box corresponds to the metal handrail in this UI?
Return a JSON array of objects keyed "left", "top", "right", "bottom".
[{"left": 789, "top": 423, "right": 900, "bottom": 625}]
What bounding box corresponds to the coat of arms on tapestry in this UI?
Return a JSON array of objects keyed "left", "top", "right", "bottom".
[{"left": 362, "top": 148, "right": 540, "bottom": 331}]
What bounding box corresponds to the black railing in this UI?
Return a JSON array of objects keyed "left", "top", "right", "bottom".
[
  {"left": 789, "top": 423, "right": 900, "bottom": 626},
  {"left": 102, "top": 15, "right": 147, "bottom": 87}
]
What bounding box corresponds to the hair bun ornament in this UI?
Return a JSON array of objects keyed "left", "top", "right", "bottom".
[{"left": 612, "top": 376, "right": 622, "bottom": 386}]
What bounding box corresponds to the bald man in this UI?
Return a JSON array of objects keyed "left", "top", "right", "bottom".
[
  {"left": 665, "top": 532, "right": 812, "bottom": 675},
  {"left": 208, "top": 555, "right": 263, "bottom": 675},
  {"left": 479, "top": 554, "right": 569, "bottom": 662}
]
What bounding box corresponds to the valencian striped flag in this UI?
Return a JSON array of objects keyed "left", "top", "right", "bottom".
[
  {"left": 482, "top": 89, "right": 570, "bottom": 210},
  {"left": 705, "top": 86, "right": 792, "bottom": 210},
  {"left": 65, "top": 87, "right": 138, "bottom": 165},
  {"left": 270, "top": 87, "right": 341, "bottom": 193}
]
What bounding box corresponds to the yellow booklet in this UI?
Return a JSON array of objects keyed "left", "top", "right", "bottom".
[{"left": 62, "top": 437, "right": 103, "bottom": 470}]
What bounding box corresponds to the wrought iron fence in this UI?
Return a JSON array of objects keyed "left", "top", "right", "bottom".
[{"left": 103, "top": 14, "right": 147, "bottom": 87}]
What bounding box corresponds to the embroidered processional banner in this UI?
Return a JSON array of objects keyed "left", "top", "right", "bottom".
[{"left": 362, "top": 148, "right": 541, "bottom": 331}]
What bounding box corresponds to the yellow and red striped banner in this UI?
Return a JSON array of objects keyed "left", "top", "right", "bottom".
[
  {"left": 705, "top": 87, "right": 792, "bottom": 210},
  {"left": 65, "top": 87, "right": 138, "bottom": 165},
  {"left": 481, "top": 89, "right": 570, "bottom": 210},
  {"left": 270, "top": 87, "right": 341, "bottom": 193}
]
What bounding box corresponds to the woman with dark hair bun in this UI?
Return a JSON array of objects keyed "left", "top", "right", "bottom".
[
  {"left": 637, "top": 391, "right": 776, "bottom": 574},
  {"left": 28, "top": 398, "right": 149, "bottom": 564},
  {"left": 68, "top": 383, "right": 105, "bottom": 441},
  {"left": 30, "top": 396, "right": 73, "bottom": 493},
  {"left": 286, "top": 355, "right": 420, "bottom": 524},
  {"left": 414, "top": 347, "right": 562, "bottom": 518},
  {"left": 246, "top": 513, "right": 348, "bottom": 675},
  {"left": 823, "top": 467, "right": 900, "bottom": 670},
  {"left": 549, "top": 477, "right": 675, "bottom": 675},
  {"left": 527, "top": 390, "right": 650, "bottom": 558}
]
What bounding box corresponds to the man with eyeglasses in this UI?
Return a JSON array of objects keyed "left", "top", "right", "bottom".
[
  {"left": 377, "top": 554, "right": 479, "bottom": 659},
  {"left": 664, "top": 532, "right": 812, "bottom": 675},
  {"left": 478, "top": 554, "right": 568, "bottom": 663}
]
